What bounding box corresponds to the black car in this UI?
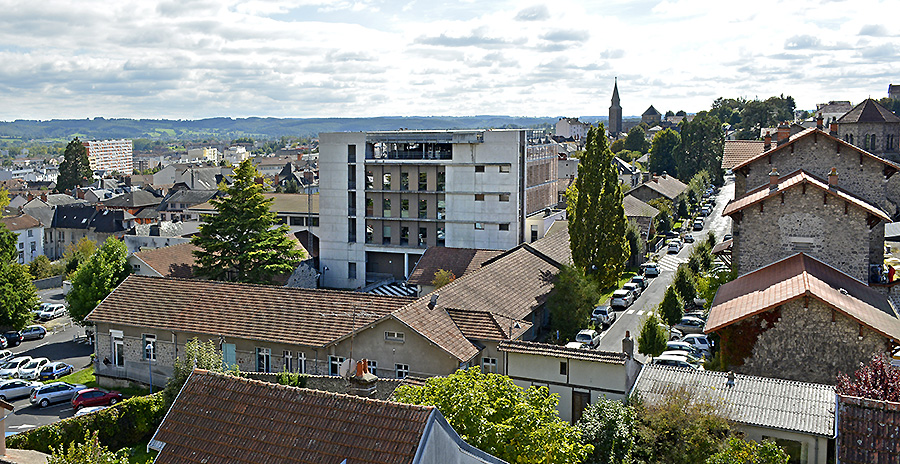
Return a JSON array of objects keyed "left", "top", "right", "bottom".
[
  {"left": 663, "top": 230, "right": 680, "bottom": 239},
  {"left": 2, "top": 331, "right": 22, "bottom": 347}
]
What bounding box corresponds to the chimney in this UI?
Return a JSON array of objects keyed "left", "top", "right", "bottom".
[
  {"left": 349, "top": 359, "right": 378, "bottom": 398},
  {"left": 40, "top": 193, "right": 47, "bottom": 202},
  {"left": 622, "top": 331, "right": 634, "bottom": 359},
  {"left": 764, "top": 132, "right": 772, "bottom": 150},
  {"left": 769, "top": 167, "right": 779, "bottom": 189},
  {"left": 828, "top": 167, "right": 838, "bottom": 187},
  {"left": 816, "top": 113, "right": 824, "bottom": 130},
  {"left": 830, "top": 117, "right": 839, "bottom": 136},
  {"left": 776, "top": 122, "right": 790, "bottom": 144}
]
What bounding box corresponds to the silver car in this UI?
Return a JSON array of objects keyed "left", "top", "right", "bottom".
[
  {"left": 0, "top": 379, "right": 41, "bottom": 401},
  {"left": 30, "top": 382, "right": 87, "bottom": 408}
]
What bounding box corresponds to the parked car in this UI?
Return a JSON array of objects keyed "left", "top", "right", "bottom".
[
  {"left": 0, "top": 336, "right": 6, "bottom": 349},
  {"left": 684, "top": 310, "right": 707, "bottom": 321},
  {"left": 642, "top": 263, "right": 660, "bottom": 277},
  {"left": 630, "top": 275, "right": 647, "bottom": 290},
  {"left": 71, "top": 388, "right": 122, "bottom": 411},
  {"left": 37, "top": 304, "right": 66, "bottom": 321},
  {"left": 683, "top": 234, "right": 694, "bottom": 243},
  {"left": 666, "top": 341, "right": 705, "bottom": 359},
  {"left": 693, "top": 219, "right": 704, "bottom": 231},
  {"left": 660, "top": 350, "right": 703, "bottom": 366},
  {"left": 667, "top": 240, "right": 682, "bottom": 254},
  {"left": 0, "top": 350, "right": 12, "bottom": 363},
  {"left": 623, "top": 283, "right": 642, "bottom": 299},
  {"left": 0, "top": 379, "right": 42, "bottom": 401},
  {"left": 18, "top": 358, "right": 50, "bottom": 380},
  {"left": 21, "top": 325, "right": 47, "bottom": 341},
  {"left": 681, "top": 334, "right": 714, "bottom": 355},
  {"left": 610, "top": 289, "right": 634, "bottom": 309},
  {"left": 674, "top": 316, "right": 706, "bottom": 335},
  {"left": 1, "top": 331, "right": 23, "bottom": 347},
  {"left": 651, "top": 354, "right": 702, "bottom": 370},
  {"left": 0, "top": 356, "right": 32, "bottom": 378},
  {"left": 662, "top": 325, "right": 684, "bottom": 341},
  {"left": 575, "top": 329, "right": 601, "bottom": 348},
  {"left": 75, "top": 405, "right": 109, "bottom": 417},
  {"left": 30, "top": 382, "right": 87, "bottom": 408},
  {"left": 591, "top": 306, "right": 616, "bottom": 327},
  {"left": 39, "top": 362, "right": 74, "bottom": 381},
  {"left": 663, "top": 230, "right": 680, "bottom": 239}
]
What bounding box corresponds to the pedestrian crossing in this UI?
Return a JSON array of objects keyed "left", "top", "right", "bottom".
[
  {"left": 656, "top": 254, "right": 686, "bottom": 272},
  {"left": 625, "top": 309, "right": 655, "bottom": 318}
]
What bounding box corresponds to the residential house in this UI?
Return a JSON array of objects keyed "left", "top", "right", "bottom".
[
  {"left": 0, "top": 214, "right": 43, "bottom": 264},
  {"left": 406, "top": 246, "right": 502, "bottom": 296},
  {"left": 152, "top": 164, "right": 229, "bottom": 191},
  {"left": 149, "top": 369, "right": 507, "bottom": 464},
  {"left": 156, "top": 189, "right": 221, "bottom": 222},
  {"left": 622, "top": 195, "right": 659, "bottom": 266},
  {"left": 555, "top": 117, "right": 588, "bottom": 141},
  {"left": 632, "top": 365, "right": 835, "bottom": 464},
  {"left": 613, "top": 157, "right": 641, "bottom": 188},
  {"left": 641, "top": 105, "right": 661, "bottom": 126},
  {"left": 129, "top": 242, "right": 198, "bottom": 278},
  {"left": 625, "top": 172, "right": 687, "bottom": 205},
  {"left": 704, "top": 253, "right": 900, "bottom": 385},
  {"left": 836, "top": 98, "right": 900, "bottom": 160},
  {"left": 253, "top": 155, "right": 297, "bottom": 178},
  {"left": 100, "top": 189, "right": 163, "bottom": 225},
  {"left": 45, "top": 204, "right": 134, "bottom": 259},
  {"left": 721, "top": 140, "right": 765, "bottom": 171},
  {"left": 187, "top": 193, "right": 319, "bottom": 229}
]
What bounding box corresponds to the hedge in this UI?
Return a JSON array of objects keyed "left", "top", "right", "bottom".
[{"left": 8, "top": 392, "right": 167, "bottom": 454}]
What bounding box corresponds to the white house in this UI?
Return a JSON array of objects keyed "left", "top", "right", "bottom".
[{"left": 0, "top": 214, "right": 44, "bottom": 264}]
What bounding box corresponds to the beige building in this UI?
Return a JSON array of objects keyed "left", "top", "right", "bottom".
[{"left": 83, "top": 139, "right": 133, "bottom": 173}]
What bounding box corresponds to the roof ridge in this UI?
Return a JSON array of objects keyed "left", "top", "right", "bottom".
[{"left": 734, "top": 128, "right": 900, "bottom": 171}]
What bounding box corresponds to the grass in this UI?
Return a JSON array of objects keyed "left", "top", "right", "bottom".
[
  {"left": 119, "top": 440, "right": 157, "bottom": 464},
  {"left": 50, "top": 366, "right": 151, "bottom": 398},
  {"left": 597, "top": 269, "right": 639, "bottom": 305}
]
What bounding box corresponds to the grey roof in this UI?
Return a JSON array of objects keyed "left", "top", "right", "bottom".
[
  {"left": 158, "top": 189, "right": 220, "bottom": 211},
  {"left": 44, "top": 194, "right": 88, "bottom": 207},
  {"left": 22, "top": 205, "right": 55, "bottom": 227},
  {"left": 623, "top": 195, "right": 659, "bottom": 218},
  {"left": 51, "top": 204, "right": 131, "bottom": 233},
  {"left": 101, "top": 189, "right": 163, "bottom": 208},
  {"left": 632, "top": 365, "right": 835, "bottom": 437},
  {"left": 838, "top": 99, "right": 900, "bottom": 124}
]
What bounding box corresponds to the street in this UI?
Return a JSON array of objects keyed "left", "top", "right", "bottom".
[{"left": 597, "top": 176, "right": 735, "bottom": 360}]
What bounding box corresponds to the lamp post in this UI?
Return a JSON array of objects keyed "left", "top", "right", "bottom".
[{"left": 145, "top": 343, "right": 153, "bottom": 394}]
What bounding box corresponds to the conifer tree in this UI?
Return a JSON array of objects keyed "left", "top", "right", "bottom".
[
  {"left": 567, "top": 124, "right": 630, "bottom": 288},
  {"left": 659, "top": 286, "right": 683, "bottom": 327},
  {"left": 56, "top": 138, "right": 93, "bottom": 193}
]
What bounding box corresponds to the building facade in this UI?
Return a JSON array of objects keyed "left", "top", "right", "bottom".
[
  {"left": 0, "top": 214, "right": 43, "bottom": 264},
  {"left": 555, "top": 117, "right": 588, "bottom": 140},
  {"left": 836, "top": 99, "right": 900, "bottom": 160},
  {"left": 83, "top": 139, "right": 134, "bottom": 173}
]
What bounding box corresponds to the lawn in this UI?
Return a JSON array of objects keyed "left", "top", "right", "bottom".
[{"left": 51, "top": 366, "right": 151, "bottom": 398}]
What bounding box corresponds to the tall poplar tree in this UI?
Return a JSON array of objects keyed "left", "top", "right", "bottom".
[
  {"left": 192, "top": 159, "right": 305, "bottom": 284},
  {"left": 567, "top": 124, "right": 630, "bottom": 288},
  {"left": 56, "top": 137, "right": 93, "bottom": 193}
]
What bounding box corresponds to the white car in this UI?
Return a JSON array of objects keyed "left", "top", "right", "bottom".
[
  {"left": 667, "top": 239, "right": 682, "bottom": 254},
  {"left": 681, "top": 334, "right": 714, "bottom": 355},
  {"left": 652, "top": 354, "right": 703, "bottom": 370},
  {"left": 74, "top": 405, "right": 109, "bottom": 417},
  {"left": 0, "top": 356, "right": 32, "bottom": 379},
  {"left": 575, "top": 329, "right": 601, "bottom": 348},
  {"left": 666, "top": 341, "right": 705, "bottom": 359},
  {"left": 642, "top": 263, "right": 660, "bottom": 277},
  {"left": 622, "top": 282, "right": 642, "bottom": 297},
  {"left": 591, "top": 305, "right": 616, "bottom": 327},
  {"left": 0, "top": 350, "right": 12, "bottom": 363},
  {"left": 610, "top": 289, "right": 634, "bottom": 309},
  {"left": 37, "top": 304, "right": 66, "bottom": 321},
  {"left": 18, "top": 358, "right": 50, "bottom": 380}
]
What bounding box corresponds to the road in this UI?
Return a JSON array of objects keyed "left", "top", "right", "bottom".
[
  {"left": 4, "top": 288, "right": 93, "bottom": 434},
  {"left": 597, "top": 176, "right": 735, "bottom": 361}
]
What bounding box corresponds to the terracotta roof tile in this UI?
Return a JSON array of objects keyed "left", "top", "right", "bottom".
[
  {"left": 86, "top": 276, "right": 414, "bottom": 347},
  {"left": 132, "top": 243, "right": 199, "bottom": 278},
  {"left": 626, "top": 174, "right": 687, "bottom": 201},
  {"left": 0, "top": 214, "right": 41, "bottom": 231},
  {"left": 498, "top": 340, "right": 626, "bottom": 364},
  {"left": 722, "top": 140, "right": 766, "bottom": 170},
  {"left": 407, "top": 247, "right": 502, "bottom": 286},
  {"left": 445, "top": 308, "right": 531, "bottom": 341},
  {"left": 837, "top": 394, "right": 900, "bottom": 463},
  {"left": 153, "top": 369, "right": 434, "bottom": 464},
  {"left": 706, "top": 254, "right": 900, "bottom": 340}
]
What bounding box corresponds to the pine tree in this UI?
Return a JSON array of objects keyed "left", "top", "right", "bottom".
[
  {"left": 638, "top": 314, "right": 667, "bottom": 357},
  {"left": 659, "top": 286, "right": 683, "bottom": 327},
  {"left": 567, "top": 124, "right": 630, "bottom": 288},
  {"left": 56, "top": 138, "right": 92, "bottom": 193},
  {"left": 192, "top": 159, "right": 305, "bottom": 284}
]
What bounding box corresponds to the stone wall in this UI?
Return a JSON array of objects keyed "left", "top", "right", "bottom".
[
  {"left": 837, "top": 121, "right": 900, "bottom": 158},
  {"left": 738, "top": 299, "right": 889, "bottom": 385},
  {"left": 734, "top": 182, "right": 879, "bottom": 281}
]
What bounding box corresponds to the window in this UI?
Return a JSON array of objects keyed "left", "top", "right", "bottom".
[
  {"left": 401, "top": 199, "right": 409, "bottom": 218},
  {"left": 17, "top": 251, "right": 23, "bottom": 264},
  {"left": 329, "top": 355, "right": 345, "bottom": 376},
  {"left": 559, "top": 361, "right": 567, "bottom": 375},
  {"left": 475, "top": 222, "right": 484, "bottom": 230},
  {"left": 347, "top": 168, "right": 356, "bottom": 190},
  {"left": 418, "top": 172, "right": 428, "bottom": 191},
  {"left": 27, "top": 229, "right": 32, "bottom": 237},
  {"left": 347, "top": 144, "right": 357, "bottom": 163},
  {"left": 298, "top": 352, "right": 307, "bottom": 374},
  {"left": 499, "top": 223, "right": 510, "bottom": 231},
  {"left": 531, "top": 225, "right": 538, "bottom": 242},
  {"left": 437, "top": 171, "right": 445, "bottom": 191},
  {"left": 142, "top": 334, "right": 156, "bottom": 361},
  {"left": 499, "top": 193, "right": 510, "bottom": 202},
  {"left": 133, "top": 264, "right": 141, "bottom": 272},
  {"left": 499, "top": 165, "right": 510, "bottom": 173},
  {"left": 382, "top": 225, "right": 392, "bottom": 245},
  {"left": 395, "top": 363, "right": 410, "bottom": 379},
  {"left": 482, "top": 357, "right": 498, "bottom": 374},
  {"left": 366, "top": 224, "right": 373, "bottom": 244},
  {"left": 282, "top": 350, "right": 293, "bottom": 372},
  {"left": 385, "top": 331, "right": 405, "bottom": 342},
  {"left": 348, "top": 262, "right": 357, "bottom": 279},
  {"left": 223, "top": 343, "right": 237, "bottom": 369},
  {"left": 418, "top": 227, "right": 427, "bottom": 247},
  {"left": 437, "top": 200, "right": 445, "bottom": 220},
  {"left": 475, "top": 165, "right": 485, "bottom": 173},
  {"left": 18, "top": 242, "right": 23, "bottom": 249},
  {"left": 382, "top": 172, "right": 391, "bottom": 190},
  {"left": 366, "top": 197, "right": 374, "bottom": 216},
  {"left": 475, "top": 194, "right": 485, "bottom": 201},
  {"left": 400, "top": 172, "right": 409, "bottom": 190},
  {"left": 383, "top": 198, "right": 391, "bottom": 217},
  {"left": 400, "top": 226, "right": 409, "bottom": 246},
  {"left": 437, "top": 226, "right": 445, "bottom": 246},
  {"left": 348, "top": 191, "right": 356, "bottom": 216},
  {"left": 418, "top": 199, "right": 428, "bottom": 219},
  {"left": 871, "top": 134, "right": 877, "bottom": 152},
  {"left": 257, "top": 348, "right": 272, "bottom": 373},
  {"left": 348, "top": 218, "right": 356, "bottom": 243},
  {"left": 367, "top": 360, "right": 377, "bottom": 376},
  {"left": 366, "top": 170, "right": 374, "bottom": 190}
]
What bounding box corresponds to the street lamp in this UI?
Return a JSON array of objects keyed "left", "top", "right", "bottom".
[{"left": 145, "top": 343, "right": 153, "bottom": 394}]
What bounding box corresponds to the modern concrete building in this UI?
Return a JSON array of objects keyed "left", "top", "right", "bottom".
[
  {"left": 318, "top": 129, "right": 558, "bottom": 289},
  {"left": 83, "top": 139, "right": 133, "bottom": 173}
]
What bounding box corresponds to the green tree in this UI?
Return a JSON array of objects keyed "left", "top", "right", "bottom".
[
  {"left": 192, "top": 159, "right": 305, "bottom": 284},
  {"left": 706, "top": 437, "right": 789, "bottom": 464},
  {"left": 28, "top": 255, "right": 55, "bottom": 279},
  {"left": 0, "top": 219, "right": 39, "bottom": 330},
  {"left": 673, "top": 265, "right": 697, "bottom": 306},
  {"left": 163, "top": 337, "right": 230, "bottom": 405},
  {"left": 659, "top": 286, "right": 683, "bottom": 327},
  {"left": 62, "top": 237, "right": 98, "bottom": 276},
  {"left": 66, "top": 237, "right": 131, "bottom": 324},
  {"left": 610, "top": 138, "right": 626, "bottom": 153},
  {"left": 567, "top": 125, "right": 630, "bottom": 288},
  {"left": 576, "top": 397, "right": 634, "bottom": 464},
  {"left": 48, "top": 430, "right": 129, "bottom": 464},
  {"left": 638, "top": 314, "right": 667, "bottom": 357},
  {"left": 432, "top": 269, "right": 456, "bottom": 289},
  {"left": 649, "top": 128, "right": 681, "bottom": 177},
  {"left": 393, "top": 368, "right": 592, "bottom": 464},
  {"left": 680, "top": 111, "right": 724, "bottom": 184},
  {"left": 548, "top": 265, "right": 599, "bottom": 341},
  {"left": 56, "top": 138, "right": 93, "bottom": 193},
  {"left": 625, "top": 221, "right": 642, "bottom": 266},
  {"left": 677, "top": 198, "right": 689, "bottom": 218},
  {"left": 624, "top": 126, "right": 650, "bottom": 153}
]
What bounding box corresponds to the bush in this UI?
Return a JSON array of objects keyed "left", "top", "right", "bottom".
[
  {"left": 8, "top": 392, "right": 167, "bottom": 454},
  {"left": 277, "top": 370, "right": 309, "bottom": 388},
  {"left": 48, "top": 430, "right": 129, "bottom": 464}
]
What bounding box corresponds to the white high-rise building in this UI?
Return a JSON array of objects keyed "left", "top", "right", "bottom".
[{"left": 83, "top": 139, "right": 133, "bottom": 173}]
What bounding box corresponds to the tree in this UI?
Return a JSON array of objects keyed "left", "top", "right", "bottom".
[
  {"left": 624, "top": 126, "right": 650, "bottom": 153},
  {"left": 625, "top": 221, "right": 642, "bottom": 266},
  {"left": 659, "top": 286, "right": 683, "bottom": 327},
  {"left": 66, "top": 237, "right": 131, "bottom": 324},
  {"left": 548, "top": 265, "right": 599, "bottom": 341},
  {"left": 163, "top": 338, "right": 230, "bottom": 405},
  {"left": 62, "top": 237, "right": 98, "bottom": 276},
  {"left": 192, "top": 159, "right": 305, "bottom": 284},
  {"left": 610, "top": 139, "right": 626, "bottom": 153},
  {"left": 393, "top": 368, "right": 592, "bottom": 464},
  {"left": 680, "top": 112, "right": 724, "bottom": 184},
  {"left": 0, "top": 221, "right": 39, "bottom": 330},
  {"left": 567, "top": 125, "right": 630, "bottom": 289},
  {"left": 706, "top": 437, "right": 789, "bottom": 464},
  {"left": 638, "top": 314, "right": 667, "bottom": 357},
  {"left": 48, "top": 430, "right": 129, "bottom": 464},
  {"left": 56, "top": 138, "right": 93, "bottom": 193},
  {"left": 28, "top": 255, "right": 54, "bottom": 279},
  {"left": 836, "top": 353, "right": 900, "bottom": 401},
  {"left": 665, "top": 110, "right": 675, "bottom": 117},
  {"left": 576, "top": 397, "right": 634, "bottom": 464},
  {"left": 432, "top": 269, "right": 456, "bottom": 289},
  {"left": 649, "top": 129, "right": 681, "bottom": 177},
  {"left": 673, "top": 265, "right": 697, "bottom": 306},
  {"left": 677, "top": 198, "right": 689, "bottom": 218}
]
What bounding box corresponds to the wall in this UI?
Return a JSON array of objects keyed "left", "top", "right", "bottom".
[
  {"left": 740, "top": 423, "right": 830, "bottom": 464},
  {"left": 838, "top": 120, "right": 900, "bottom": 158}
]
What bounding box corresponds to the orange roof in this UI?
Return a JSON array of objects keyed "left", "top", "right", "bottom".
[
  {"left": 132, "top": 242, "right": 199, "bottom": 278},
  {"left": 722, "top": 169, "right": 890, "bottom": 221},
  {"left": 722, "top": 140, "right": 766, "bottom": 170},
  {"left": 0, "top": 214, "right": 41, "bottom": 231},
  {"left": 706, "top": 253, "right": 900, "bottom": 340}
]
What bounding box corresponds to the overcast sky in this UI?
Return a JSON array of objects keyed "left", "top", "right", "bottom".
[{"left": 2, "top": 0, "right": 899, "bottom": 121}]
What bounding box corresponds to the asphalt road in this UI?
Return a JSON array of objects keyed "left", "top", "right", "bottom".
[
  {"left": 596, "top": 176, "right": 736, "bottom": 361},
  {"left": 4, "top": 288, "right": 93, "bottom": 434}
]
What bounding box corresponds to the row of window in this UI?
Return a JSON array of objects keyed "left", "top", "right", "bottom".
[
  {"left": 476, "top": 223, "right": 510, "bottom": 231},
  {"left": 255, "top": 349, "right": 411, "bottom": 379},
  {"left": 366, "top": 198, "right": 446, "bottom": 219},
  {"left": 475, "top": 194, "right": 510, "bottom": 202},
  {"left": 844, "top": 133, "right": 896, "bottom": 152},
  {"left": 475, "top": 165, "right": 511, "bottom": 173}
]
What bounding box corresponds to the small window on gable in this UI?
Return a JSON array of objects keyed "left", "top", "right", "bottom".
[
  {"left": 499, "top": 165, "right": 510, "bottom": 173},
  {"left": 385, "top": 331, "right": 405, "bottom": 342}
]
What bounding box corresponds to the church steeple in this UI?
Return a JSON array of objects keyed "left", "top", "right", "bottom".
[
  {"left": 611, "top": 77, "right": 620, "bottom": 106},
  {"left": 609, "top": 77, "right": 623, "bottom": 138}
]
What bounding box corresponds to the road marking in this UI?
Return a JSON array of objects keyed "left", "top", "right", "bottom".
[
  {"left": 8, "top": 424, "right": 36, "bottom": 430},
  {"left": 626, "top": 309, "right": 635, "bottom": 315},
  {"left": 637, "top": 310, "right": 644, "bottom": 316}
]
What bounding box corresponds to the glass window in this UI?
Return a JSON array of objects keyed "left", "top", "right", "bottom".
[
  {"left": 383, "top": 172, "right": 391, "bottom": 190},
  {"left": 298, "top": 352, "right": 307, "bottom": 374},
  {"left": 383, "top": 198, "right": 391, "bottom": 217},
  {"left": 27, "top": 229, "right": 33, "bottom": 237},
  {"left": 395, "top": 363, "right": 410, "bottom": 379},
  {"left": 475, "top": 165, "right": 485, "bottom": 173},
  {"left": 500, "top": 165, "right": 510, "bottom": 173},
  {"left": 437, "top": 200, "right": 445, "bottom": 220},
  {"left": 348, "top": 218, "right": 356, "bottom": 243},
  {"left": 475, "top": 194, "right": 485, "bottom": 201},
  {"left": 401, "top": 227, "right": 409, "bottom": 246},
  {"left": 348, "top": 191, "right": 356, "bottom": 216},
  {"left": 475, "top": 223, "right": 484, "bottom": 230},
  {"left": 366, "top": 170, "right": 374, "bottom": 190},
  {"left": 499, "top": 193, "right": 510, "bottom": 202},
  {"left": 366, "top": 224, "right": 373, "bottom": 243},
  {"left": 559, "top": 361, "right": 567, "bottom": 375},
  {"left": 418, "top": 227, "right": 427, "bottom": 247},
  {"left": 329, "top": 355, "right": 345, "bottom": 376},
  {"left": 400, "top": 172, "right": 409, "bottom": 190},
  {"left": 347, "top": 168, "right": 356, "bottom": 190},
  {"left": 347, "top": 144, "right": 356, "bottom": 163},
  {"left": 257, "top": 348, "right": 271, "bottom": 373},
  {"left": 437, "top": 171, "right": 445, "bottom": 191},
  {"left": 366, "top": 197, "right": 374, "bottom": 216},
  {"left": 499, "top": 223, "right": 510, "bottom": 231},
  {"left": 385, "top": 331, "right": 405, "bottom": 342},
  {"left": 482, "top": 357, "right": 498, "bottom": 374},
  {"left": 223, "top": 343, "right": 236, "bottom": 369},
  {"left": 401, "top": 199, "right": 409, "bottom": 218},
  {"left": 418, "top": 199, "right": 428, "bottom": 219},
  {"left": 418, "top": 172, "right": 428, "bottom": 191},
  {"left": 367, "top": 360, "right": 377, "bottom": 376},
  {"left": 383, "top": 225, "right": 392, "bottom": 245},
  {"left": 436, "top": 226, "right": 445, "bottom": 246},
  {"left": 142, "top": 334, "right": 156, "bottom": 361},
  {"left": 283, "top": 350, "right": 293, "bottom": 372},
  {"left": 348, "top": 262, "right": 357, "bottom": 279}
]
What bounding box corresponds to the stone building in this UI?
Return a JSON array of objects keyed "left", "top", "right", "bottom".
[
  {"left": 608, "top": 78, "right": 622, "bottom": 138},
  {"left": 641, "top": 105, "right": 661, "bottom": 126},
  {"left": 836, "top": 98, "right": 900, "bottom": 160}
]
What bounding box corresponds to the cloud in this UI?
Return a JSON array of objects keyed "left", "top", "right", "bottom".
[
  {"left": 541, "top": 30, "right": 589, "bottom": 42},
  {"left": 415, "top": 28, "right": 526, "bottom": 49},
  {"left": 784, "top": 34, "right": 821, "bottom": 50},
  {"left": 514, "top": 5, "right": 549, "bottom": 21},
  {"left": 859, "top": 24, "right": 889, "bottom": 37}
]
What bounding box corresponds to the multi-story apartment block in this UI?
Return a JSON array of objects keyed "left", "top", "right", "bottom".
[
  {"left": 83, "top": 139, "right": 134, "bottom": 173},
  {"left": 318, "top": 129, "right": 558, "bottom": 289}
]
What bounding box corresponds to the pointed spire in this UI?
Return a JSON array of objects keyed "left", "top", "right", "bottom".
[{"left": 611, "top": 77, "right": 620, "bottom": 105}]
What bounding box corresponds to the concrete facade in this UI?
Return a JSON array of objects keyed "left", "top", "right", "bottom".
[{"left": 83, "top": 139, "right": 133, "bottom": 173}]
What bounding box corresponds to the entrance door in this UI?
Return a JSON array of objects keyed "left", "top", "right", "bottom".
[
  {"left": 572, "top": 391, "right": 591, "bottom": 423},
  {"left": 113, "top": 339, "right": 125, "bottom": 367}
]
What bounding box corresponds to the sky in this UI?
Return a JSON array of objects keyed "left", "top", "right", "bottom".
[{"left": 1, "top": 0, "right": 899, "bottom": 121}]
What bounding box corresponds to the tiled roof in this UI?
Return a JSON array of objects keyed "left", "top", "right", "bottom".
[
  {"left": 100, "top": 189, "right": 162, "bottom": 208},
  {"left": 706, "top": 253, "right": 900, "bottom": 340},
  {"left": 499, "top": 340, "right": 626, "bottom": 364},
  {"left": 152, "top": 369, "right": 434, "bottom": 464},
  {"left": 189, "top": 193, "right": 318, "bottom": 215},
  {"left": 722, "top": 169, "right": 891, "bottom": 221},
  {"left": 527, "top": 226, "right": 572, "bottom": 266},
  {"left": 711, "top": 239, "right": 732, "bottom": 255},
  {"left": 837, "top": 394, "right": 900, "bottom": 463},
  {"left": 158, "top": 189, "right": 220, "bottom": 210},
  {"left": 407, "top": 247, "right": 502, "bottom": 286},
  {"left": 732, "top": 127, "right": 900, "bottom": 171},
  {"left": 132, "top": 243, "right": 199, "bottom": 278},
  {"left": 626, "top": 174, "right": 687, "bottom": 200},
  {"left": 643, "top": 105, "right": 660, "bottom": 116},
  {"left": 722, "top": 140, "right": 766, "bottom": 170},
  {"left": 86, "top": 275, "right": 414, "bottom": 347},
  {"left": 632, "top": 365, "right": 835, "bottom": 437},
  {"left": 446, "top": 308, "right": 531, "bottom": 341},
  {"left": 623, "top": 195, "right": 659, "bottom": 218},
  {"left": 838, "top": 99, "right": 900, "bottom": 124},
  {"left": 0, "top": 214, "right": 41, "bottom": 231}
]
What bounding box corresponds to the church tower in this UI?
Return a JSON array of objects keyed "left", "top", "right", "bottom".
[{"left": 609, "top": 78, "right": 622, "bottom": 138}]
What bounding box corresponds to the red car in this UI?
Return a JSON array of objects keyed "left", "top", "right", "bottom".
[{"left": 71, "top": 388, "right": 122, "bottom": 410}]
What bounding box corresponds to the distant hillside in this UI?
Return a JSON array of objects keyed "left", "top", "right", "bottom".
[{"left": 0, "top": 116, "right": 564, "bottom": 141}]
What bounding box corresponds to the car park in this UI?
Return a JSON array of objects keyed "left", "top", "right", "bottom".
[
  {"left": 20, "top": 325, "right": 47, "bottom": 341},
  {"left": 0, "top": 351, "right": 12, "bottom": 363},
  {"left": 0, "top": 357, "right": 32, "bottom": 378},
  {"left": 18, "top": 358, "right": 50, "bottom": 380},
  {"left": 692, "top": 219, "right": 704, "bottom": 231},
  {"left": 666, "top": 341, "right": 705, "bottom": 359},
  {"left": 71, "top": 388, "right": 122, "bottom": 411},
  {"left": 591, "top": 306, "right": 616, "bottom": 327},
  {"left": 37, "top": 304, "right": 66, "bottom": 321},
  {"left": 0, "top": 379, "right": 42, "bottom": 401},
  {"left": 622, "top": 282, "right": 642, "bottom": 298},
  {"left": 674, "top": 316, "right": 706, "bottom": 335},
  {"left": 575, "top": 329, "right": 601, "bottom": 348},
  {"left": 2, "top": 331, "right": 23, "bottom": 347},
  {"left": 39, "top": 362, "right": 74, "bottom": 381},
  {"left": 610, "top": 289, "right": 634, "bottom": 309},
  {"left": 630, "top": 275, "right": 647, "bottom": 290},
  {"left": 681, "top": 334, "right": 714, "bottom": 355},
  {"left": 642, "top": 263, "right": 660, "bottom": 277},
  {"left": 651, "top": 354, "right": 702, "bottom": 370},
  {"left": 660, "top": 350, "right": 703, "bottom": 366},
  {"left": 30, "top": 382, "right": 87, "bottom": 408}
]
